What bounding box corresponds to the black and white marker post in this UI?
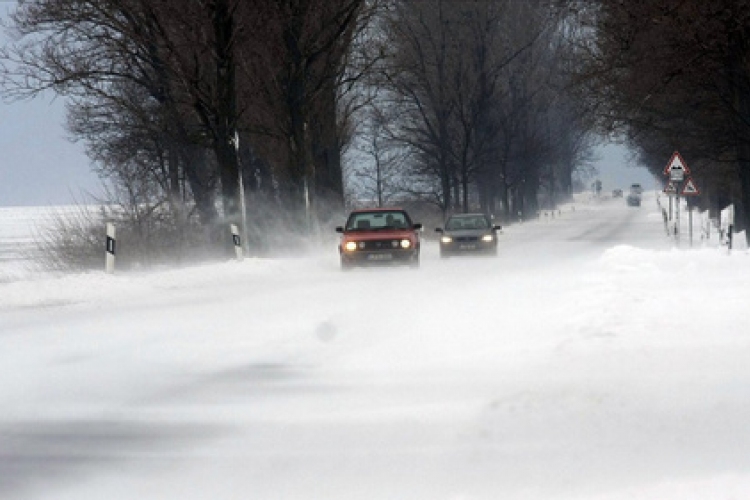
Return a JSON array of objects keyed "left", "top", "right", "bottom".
[
  {"left": 231, "top": 224, "right": 243, "bottom": 261},
  {"left": 105, "top": 222, "right": 116, "bottom": 274}
]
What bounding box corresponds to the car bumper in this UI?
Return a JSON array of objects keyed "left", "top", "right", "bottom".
[
  {"left": 340, "top": 249, "right": 418, "bottom": 266},
  {"left": 440, "top": 241, "right": 497, "bottom": 255}
]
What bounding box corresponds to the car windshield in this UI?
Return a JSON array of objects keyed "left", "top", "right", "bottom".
[
  {"left": 445, "top": 215, "right": 489, "bottom": 230},
  {"left": 346, "top": 211, "right": 410, "bottom": 230}
]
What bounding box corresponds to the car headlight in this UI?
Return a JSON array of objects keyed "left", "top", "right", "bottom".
[
  {"left": 481, "top": 234, "right": 494, "bottom": 242},
  {"left": 441, "top": 236, "right": 453, "bottom": 244},
  {"left": 344, "top": 241, "right": 358, "bottom": 252},
  {"left": 400, "top": 239, "right": 411, "bottom": 249}
]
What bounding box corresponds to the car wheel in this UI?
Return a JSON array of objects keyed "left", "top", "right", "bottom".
[{"left": 340, "top": 259, "right": 352, "bottom": 271}]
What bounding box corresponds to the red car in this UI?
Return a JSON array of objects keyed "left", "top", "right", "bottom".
[{"left": 336, "top": 208, "right": 422, "bottom": 269}]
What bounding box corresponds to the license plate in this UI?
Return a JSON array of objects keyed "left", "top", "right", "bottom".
[
  {"left": 459, "top": 244, "right": 476, "bottom": 250},
  {"left": 367, "top": 253, "right": 393, "bottom": 261}
]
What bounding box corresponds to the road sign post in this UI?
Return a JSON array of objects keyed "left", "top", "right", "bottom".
[
  {"left": 676, "top": 192, "right": 680, "bottom": 245},
  {"left": 682, "top": 177, "right": 701, "bottom": 247},
  {"left": 664, "top": 181, "right": 677, "bottom": 221},
  {"left": 669, "top": 194, "right": 673, "bottom": 220},
  {"left": 663, "top": 152, "right": 695, "bottom": 247},
  {"left": 680, "top": 178, "right": 700, "bottom": 247}
]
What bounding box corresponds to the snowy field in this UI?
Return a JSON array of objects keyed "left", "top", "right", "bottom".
[
  {"left": 1, "top": 193, "right": 750, "bottom": 500},
  {"left": 0, "top": 205, "right": 93, "bottom": 281}
]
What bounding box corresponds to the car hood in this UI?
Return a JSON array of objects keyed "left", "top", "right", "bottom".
[
  {"left": 343, "top": 229, "right": 417, "bottom": 240},
  {"left": 443, "top": 229, "right": 493, "bottom": 237}
]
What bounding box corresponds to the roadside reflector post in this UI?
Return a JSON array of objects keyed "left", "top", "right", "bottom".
[
  {"left": 230, "top": 224, "right": 243, "bottom": 261},
  {"left": 105, "top": 222, "right": 116, "bottom": 274}
]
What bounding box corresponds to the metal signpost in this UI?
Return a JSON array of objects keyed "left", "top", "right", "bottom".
[
  {"left": 663, "top": 151, "right": 695, "bottom": 246},
  {"left": 234, "top": 131, "right": 249, "bottom": 255},
  {"left": 681, "top": 177, "right": 700, "bottom": 246},
  {"left": 663, "top": 181, "right": 677, "bottom": 237}
]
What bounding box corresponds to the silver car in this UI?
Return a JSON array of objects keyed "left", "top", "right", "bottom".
[{"left": 435, "top": 213, "right": 502, "bottom": 257}]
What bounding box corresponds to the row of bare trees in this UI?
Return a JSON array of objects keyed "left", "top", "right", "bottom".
[
  {"left": 349, "top": 0, "right": 595, "bottom": 221},
  {"left": 2, "top": 0, "right": 370, "bottom": 257},
  {"left": 4, "top": 0, "right": 658, "bottom": 264},
  {"left": 572, "top": 0, "right": 750, "bottom": 239}
]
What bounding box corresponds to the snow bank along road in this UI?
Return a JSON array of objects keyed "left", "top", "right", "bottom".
[{"left": 2, "top": 192, "right": 750, "bottom": 500}]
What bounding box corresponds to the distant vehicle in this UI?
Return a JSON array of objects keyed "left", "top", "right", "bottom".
[
  {"left": 627, "top": 193, "right": 641, "bottom": 207},
  {"left": 630, "top": 183, "right": 643, "bottom": 195},
  {"left": 435, "top": 213, "right": 502, "bottom": 257},
  {"left": 336, "top": 208, "right": 422, "bottom": 270},
  {"left": 613, "top": 189, "right": 623, "bottom": 198}
]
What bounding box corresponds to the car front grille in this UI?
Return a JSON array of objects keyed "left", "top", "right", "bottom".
[
  {"left": 360, "top": 239, "right": 401, "bottom": 250},
  {"left": 454, "top": 236, "right": 479, "bottom": 242}
]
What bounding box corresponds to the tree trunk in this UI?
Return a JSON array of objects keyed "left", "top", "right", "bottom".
[
  {"left": 728, "top": 30, "right": 750, "bottom": 241},
  {"left": 524, "top": 172, "right": 539, "bottom": 217},
  {"left": 461, "top": 171, "right": 469, "bottom": 213},
  {"left": 212, "top": 0, "right": 241, "bottom": 252},
  {"left": 312, "top": 80, "right": 344, "bottom": 218},
  {"left": 182, "top": 146, "right": 219, "bottom": 227}
]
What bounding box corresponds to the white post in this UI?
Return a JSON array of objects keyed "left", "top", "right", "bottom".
[
  {"left": 675, "top": 193, "right": 680, "bottom": 246},
  {"left": 105, "top": 222, "right": 116, "bottom": 274},
  {"left": 230, "top": 224, "right": 243, "bottom": 261}
]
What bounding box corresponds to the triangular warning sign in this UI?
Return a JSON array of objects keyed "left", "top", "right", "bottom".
[
  {"left": 664, "top": 151, "right": 691, "bottom": 176},
  {"left": 664, "top": 182, "right": 677, "bottom": 194},
  {"left": 681, "top": 177, "right": 700, "bottom": 196}
]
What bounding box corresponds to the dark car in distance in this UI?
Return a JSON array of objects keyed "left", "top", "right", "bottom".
[
  {"left": 435, "top": 213, "right": 502, "bottom": 257},
  {"left": 627, "top": 184, "right": 642, "bottom": 206},
  {"left": 336, "top": 208, "right": 422, "bottom": 270},
  {"left": 627, "top": 193, "right": 642, "bottom": 206}
]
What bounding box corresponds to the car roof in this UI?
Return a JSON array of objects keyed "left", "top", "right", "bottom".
[
  {"left": 349, "top": 207, "right": 405, "bottom": 213},
  {"left": 448, "top": 213, "right": 489, "bottom": 218}
]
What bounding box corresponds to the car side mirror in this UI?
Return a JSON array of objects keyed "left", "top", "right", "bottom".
[
  {"left": 335, "top": 226, "right": 344, "bottom": 233},
  {"left": 493, "top": 225, "right": 502, "bottom": 231},
  {"left": 413, "top": 223, "right": 423, "bottom": 230},
  {"left": 435, "top": 228, "right": 443, "bottom": 233}
]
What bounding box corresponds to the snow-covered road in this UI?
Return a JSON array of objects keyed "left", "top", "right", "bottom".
[{"left": 2, "top": 193, "right": 750, "bottom": 500}]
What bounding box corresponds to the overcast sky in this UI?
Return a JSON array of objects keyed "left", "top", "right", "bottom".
[
  {"left": 0, "top": 1, "right": 657, "bottom": 208},
  {"left": 1, "top": 1, "right": 101, "bottom": 207},
  {"left": 592, "top": 143, "right": 659, "bottom": 193}
]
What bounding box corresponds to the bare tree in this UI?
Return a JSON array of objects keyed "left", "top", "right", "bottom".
[
  {"left": 574, "top": 0, "right": 750, "bottom": 236},
  {"left": 0, "top": 0, "right": 226, "bottom": 231},
  {"left": 376, "top": 0, "right": 582, "bottom": 220},
  {"left": 350, "top": 102, "right": 412, "bottom": 206}
]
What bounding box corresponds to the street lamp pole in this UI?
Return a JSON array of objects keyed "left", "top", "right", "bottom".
[{"left": 235, "top": 131, "right": 249, "bottom": 255}]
